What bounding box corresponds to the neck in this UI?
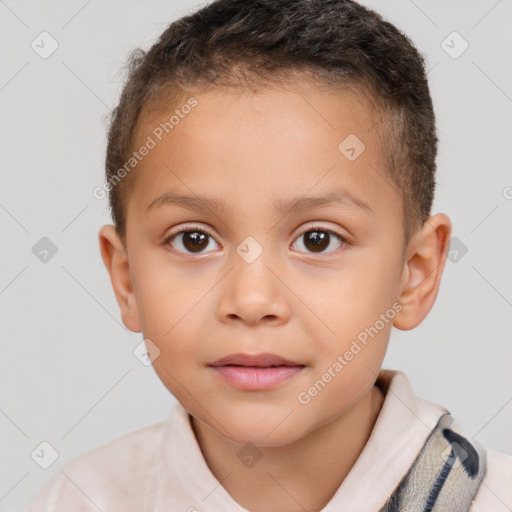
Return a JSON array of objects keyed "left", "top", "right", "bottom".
[{"left": 190, "top": 384, "right": 385, "bottom": 512}]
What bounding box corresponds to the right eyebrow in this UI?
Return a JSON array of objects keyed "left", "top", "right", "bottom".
[{"left": 145, "top": 192, "right": 231, "bottom": 214}]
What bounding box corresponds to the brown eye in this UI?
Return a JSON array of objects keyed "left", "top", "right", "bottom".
[
  {"left": 291, "top": 227, "right": 346, "bottom": 254},
  {"left": 167, "top": 228, "right": 219, "bottom": 254}
]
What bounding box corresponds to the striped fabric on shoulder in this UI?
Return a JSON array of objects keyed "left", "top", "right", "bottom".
[{"left": 380, "top": 413, "right": 487, "bottom": 512}]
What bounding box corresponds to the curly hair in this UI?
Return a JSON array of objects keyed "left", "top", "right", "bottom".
[{"left": 104, "top": 0, "right": 437, "bottom": 249}]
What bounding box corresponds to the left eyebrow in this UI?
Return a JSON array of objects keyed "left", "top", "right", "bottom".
[
  {"left": 145, "top": 188, "right": 375, "bottom": 216},
  {"left": 273, "top": 189, "right": 375, "bottom": 217}
]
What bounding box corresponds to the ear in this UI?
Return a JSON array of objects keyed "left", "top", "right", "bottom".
[
  {"left": 393, "top": 213, "right": 452, "bottom": 330},
  {"left": 98, "top": 224, "right": 141, "bottom": 333}
]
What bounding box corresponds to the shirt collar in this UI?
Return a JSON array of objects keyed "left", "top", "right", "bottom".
[
  {"left": 321, "top": 368, "right": 449, "bottom": 510},
  {"left": 160, "top": 368, "right": 448, "bottom": 511}
]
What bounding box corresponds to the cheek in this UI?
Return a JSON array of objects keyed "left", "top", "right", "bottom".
[
  {"left": 131, "top": 251, "right": 207, "bottom": 336},
  {"left": 131, "top": 256, "right": 212, "bottom": 359},
  {"left": 308, "top": 256, "right": 399, "bottom": 364},
  {"left": 338, "top": 245, "right": 402, "bottom": 313},
  {"left": 149, "top": 323, "right": 203, "bottom": 404},
  {"left": 304, "top": 361, "right": 380, "bottom": 424}
]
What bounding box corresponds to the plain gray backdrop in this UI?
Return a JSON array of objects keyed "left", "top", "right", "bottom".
[{"left": 1, "top": 0, "right": 511, "bottom": 510}]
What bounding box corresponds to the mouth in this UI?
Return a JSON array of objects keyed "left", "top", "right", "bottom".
[
  {"left": 208, "top": 353, "right": 305, "bottom": 390},
  {"left": 209, "top": 352, "right": 304, "bottom": 368}
]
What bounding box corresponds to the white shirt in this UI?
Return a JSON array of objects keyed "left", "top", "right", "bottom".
[{"left": 28, "top": 369, "right": 512, "bottom": 511}]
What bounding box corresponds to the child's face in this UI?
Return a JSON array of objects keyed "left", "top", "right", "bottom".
[{"left": 108, "top": 82, "right": 411, "bottom": 445}]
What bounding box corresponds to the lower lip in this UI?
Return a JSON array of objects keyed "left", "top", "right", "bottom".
[{"left": 210, "top": 365, "right": 304, "bottom": 390}]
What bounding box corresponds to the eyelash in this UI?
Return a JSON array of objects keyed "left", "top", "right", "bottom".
[{"left": 164, "top": 223, "right": 349, "bottom": 256}]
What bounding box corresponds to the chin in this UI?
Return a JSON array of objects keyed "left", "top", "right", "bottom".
[{"left": 213, "top": 412, "right": 309, "bottom": 448}]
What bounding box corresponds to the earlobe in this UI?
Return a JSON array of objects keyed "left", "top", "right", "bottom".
[
  {"left": 98, "top": 224, "right": 142, "bottom": 333},
  {"left": 393, "top": 214, "right": 452, "bottom": 331}
]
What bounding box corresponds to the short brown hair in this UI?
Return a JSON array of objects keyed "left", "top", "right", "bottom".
[{"left": 104, "top": 0, "right": 437, "bottom": 249}]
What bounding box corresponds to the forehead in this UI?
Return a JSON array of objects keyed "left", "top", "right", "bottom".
[{"left": 127, "top": 83, "right": 401, "bottom": 231}]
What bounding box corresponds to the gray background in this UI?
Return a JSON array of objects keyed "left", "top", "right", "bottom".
[{"left": 1, "top": 0, "right": 511, "bottom": 510}]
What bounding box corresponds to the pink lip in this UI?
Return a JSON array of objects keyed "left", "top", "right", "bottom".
[
  {"left": 208, "top": 352, "right": 305, "bottom": 390},
  {"left": 209, "top": 352, "right": 302, "bottom": 367}
]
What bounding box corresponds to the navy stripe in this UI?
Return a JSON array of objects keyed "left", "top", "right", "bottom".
[{"left": 422, "top": 448, "right": 455, "bottom": 512}]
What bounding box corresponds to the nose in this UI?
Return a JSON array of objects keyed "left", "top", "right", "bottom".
[{"left": 216, "top": 255, "right": 291, "bottom": 327}]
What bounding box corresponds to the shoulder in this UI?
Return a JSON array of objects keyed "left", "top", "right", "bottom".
[
  {"left": 471, "top": 448, "right": 512, "bottom": 512},
  {"left": 27, "top": 420, "right": 168, "bottom": 511}
]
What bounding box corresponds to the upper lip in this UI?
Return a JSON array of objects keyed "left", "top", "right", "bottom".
[{"left": 209, "top": 352, "right": 304, "bottom": 367}]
